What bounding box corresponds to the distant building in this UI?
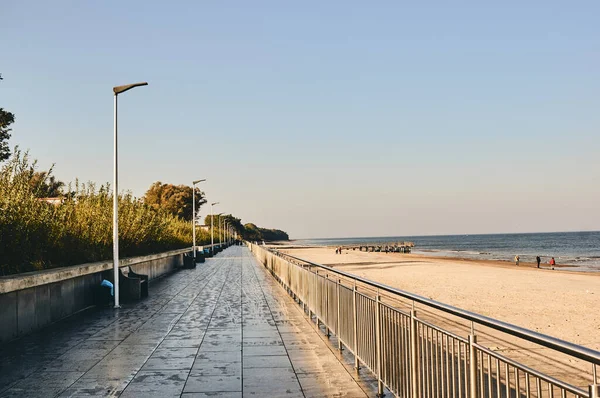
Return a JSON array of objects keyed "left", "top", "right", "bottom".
[
  {"left": 199, "top": 225, "right": 210, "bottom": 232},
  {"left": 38, "top": 197, "right": 64, "bottom": 206}
]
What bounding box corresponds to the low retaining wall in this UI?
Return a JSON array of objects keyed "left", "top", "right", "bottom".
[{"left": 0, "top": 248, "right": 190, "bottom": 344}]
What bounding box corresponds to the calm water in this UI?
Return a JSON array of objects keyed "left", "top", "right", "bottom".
[{"left": 293, "top": 231, "right": 600, "bottom": 271}]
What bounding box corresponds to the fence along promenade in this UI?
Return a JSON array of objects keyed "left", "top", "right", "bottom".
[{"left": 248, "top": 243, "right": 600, "bottom": 398}]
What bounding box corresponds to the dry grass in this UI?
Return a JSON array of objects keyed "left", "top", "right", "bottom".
[{"left": 0, "top": 150, "right": 211, "bottom": 275}]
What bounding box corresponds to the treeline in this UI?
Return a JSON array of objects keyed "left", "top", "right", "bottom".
[
  {"left": 243, "top": 223, "right": 289, "bottom": 241},
  {"left": 203, "top": 216, "right": 289, "bottom": 242}
]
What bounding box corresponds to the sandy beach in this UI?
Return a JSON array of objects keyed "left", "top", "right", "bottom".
[
  {"left": 279, "top": 246, "right": 600, "bottom": 387},
  {"left": 281, "top": 246, "right": 600, "bottom": 347}
]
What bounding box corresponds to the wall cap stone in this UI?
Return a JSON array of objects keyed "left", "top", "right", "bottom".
[{"left": 0, "top": 248, "right": 191, "bottom": 294}]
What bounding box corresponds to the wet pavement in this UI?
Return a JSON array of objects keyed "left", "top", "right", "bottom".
[{"left": 0, "top": 246, "right": 377, "bottom": 397}]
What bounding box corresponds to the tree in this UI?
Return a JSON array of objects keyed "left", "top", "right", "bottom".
[
  {"left": 259, "top": 228, "right": 289, "bottom": 241},
  {"left": 238, "top": 222, "right": 288, "bottom": 241},
  {"left": 204, "top": 214, "right": 242, "bottom": 229},
  {"left": 242, "top": 223, "right": 261, "bottom": 241},
  {"left": 202, "top": 216, "right": 289, "bottom": 242},
  {"left": 0, "top": 74, "right": 16, "bottom": 162},
  {"left": 29, "top": 171, "right": 65, "bottom": 197},
  {"left": 143, "top": 182, "right": 206, "bottom": 221}
]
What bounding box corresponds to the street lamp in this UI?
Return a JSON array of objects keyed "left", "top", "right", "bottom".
[
  {"left": 216, "top": 213, "right": 223, "bottom": 249},
  {"left": 192, "top": 179, "right": 206, "bottom": 260},
  {"left": 211, "top": 202, "right": 219, "bottom": 254},
  {"left": 219, "top": 215, "right": 223, "bottom": 246},
  {"left": 113, "top": 81, "right": 148, "bottom": 309},
  {"left": 192, "top": 179, "right": 206, "bottom": 257}
]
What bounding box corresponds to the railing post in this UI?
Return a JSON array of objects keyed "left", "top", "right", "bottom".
[
  {"left": 316, "top": 270, "right": 320, "bottom": 329},
  {"left": 590, "top": 364, "right": 600, "bottom": 398},
  {"left": 326, "top": 273, "right": 331, "bottom": 337},
  {"left": 337, "top": 278, "right": 342, "bottom": 350},
  {"left": 308, "top": 270, "right": 313, "bottom": 320},
  {"left": 469, "top": 325, "right": 478, "bottom": 398},
  {"left": 410, "top": 308, "right": 419, "bottom": 398},
  {"left": 376, "top": 291, "right": 384, "bottom": 397},
  {"left": 353, "top": 281, "right": 360, "bottom": 371}
]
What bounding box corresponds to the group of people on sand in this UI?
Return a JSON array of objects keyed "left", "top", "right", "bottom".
[
  {"left": 335, "top": 247, "right": 343, "bottom": 254},
  {"left": 514, "top": 255, "right": 556, "bottom": 269}
]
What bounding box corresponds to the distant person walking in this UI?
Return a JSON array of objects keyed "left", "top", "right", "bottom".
[
  {"left": 550, "top": 257, "right": 556, "bottom": 270},
  {"left": 536, "top": 256, "right": 541, "bottom": 268},
  {"left": 514, "top": 255, "right": 520, "bottom": 266}
]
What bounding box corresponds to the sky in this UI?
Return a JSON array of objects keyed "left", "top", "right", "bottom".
[{"left": 1, "top": 1, "right": 599, "bottom": 239}]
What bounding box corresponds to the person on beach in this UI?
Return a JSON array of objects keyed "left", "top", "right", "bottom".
[
  {"left": 536, "top": 256, "right": 541, "bottom": 268},
  {"left": 550, "top": 257, "right": 556, "bottom": 269},
  {"left": 514, "top": 255, "right": 520, "bottom": 266}
]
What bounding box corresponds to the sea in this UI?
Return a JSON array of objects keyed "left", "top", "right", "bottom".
[{"left": 292, "top": 231, "right": 600, "bottom": 271}]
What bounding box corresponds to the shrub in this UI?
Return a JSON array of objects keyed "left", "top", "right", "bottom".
[{"left": 0, "top": 150, "right": 210, "bottom": 275}]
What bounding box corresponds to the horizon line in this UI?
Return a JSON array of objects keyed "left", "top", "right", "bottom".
[{"left": 292, "top": 229, "right": 600, "bottom": 241}]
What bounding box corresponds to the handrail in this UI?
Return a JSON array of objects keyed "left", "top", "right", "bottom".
[{"left": 273, "top": 249, "right": 600, "bottom": 365}]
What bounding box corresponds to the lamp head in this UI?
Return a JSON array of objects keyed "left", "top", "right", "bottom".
[
  {"left": 113, "top": 82, "right": 148, "bottom": 95},
  {"left": 193, "top": 179, "right": 206, "bottom": 185}
]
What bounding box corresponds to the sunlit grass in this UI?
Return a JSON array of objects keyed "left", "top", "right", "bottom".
[{"left": 0, "top": 150, "right": 211, "bottom": 275}]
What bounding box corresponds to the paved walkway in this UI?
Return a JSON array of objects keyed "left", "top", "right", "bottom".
[{"left": 0, "top": 246, "right": 377, "bottom": 397}]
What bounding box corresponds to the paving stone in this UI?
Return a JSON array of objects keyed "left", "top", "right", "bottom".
[
  {"left": 183, "top": 374, "right": 242, "bottom": 393},
  {"left": 242, "top": 336, "right": 284, "bottom": 346},
  {"left": 243, "top": 345, "right": 288, "bottom": 356},
  {"left": 159, "top": 337, "right": 204, "bottom": 348},
  {"left": 120, "top": 370, "right": 188, "bottom": 397},
  {"left": 1, "top": 371, "right": 83, "bottom": 398},
  {"left": 196, "top": 350, "right": 241, "bottom": 363},
  {"left": 182, "top": 393, "right": 242, "bottom": 398},
  {"left": 297, "top": 372, "right": 369, "bottom": 397},
  {"left": 191, "top": 359, "right": 242, "bottom": 376},
  {"left": 141, "top": 355, "right": 196, "bottom": 371},
  {"left": 58, "top": 377, "right": 132, "bottom": 397},
  {"left": 243, "top": 354, "right": 293, "bottom": 368}
]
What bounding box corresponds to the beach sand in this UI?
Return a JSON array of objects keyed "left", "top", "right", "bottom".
[{"left": 279, "top": 246, "right": 600, "bottom": 388}]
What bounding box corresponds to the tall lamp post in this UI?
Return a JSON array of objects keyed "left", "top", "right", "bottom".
[
  {"left": 192, "top": 179, "right": 206, "bottom": 260},
  {"left": 210, "top": 202, "right": 219, "bottom": 254},
  {"left": 113, "top": 82, "right": 148, "bottom": 309},
  {"left": 216, "top": 213, "right": 223, "bottom": 248},
  {"left": 219, "top": 215, "right": 223, "bottom": 246}
]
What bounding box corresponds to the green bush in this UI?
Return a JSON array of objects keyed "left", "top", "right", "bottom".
[{"left": 0, "top": 150, "right": 210, "bottom": 275}]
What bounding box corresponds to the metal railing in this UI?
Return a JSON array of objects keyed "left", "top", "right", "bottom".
[{"left": 248, "top": 243, "right": 600, "bottom": 398}]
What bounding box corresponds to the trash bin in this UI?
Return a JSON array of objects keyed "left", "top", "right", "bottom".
[{"left": 183, "top": 253, "right": 196, "bottom": 269}]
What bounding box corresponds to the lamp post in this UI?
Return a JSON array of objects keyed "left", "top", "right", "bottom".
[
  {"left": 113, "top": 81, "right": 148, "bottom": 309},
  {"left": 192, "top": 179, "right": 206, "bottom": 260},
  {"left": 211, "top": 202, "right": 219, "bottom": 254},
  {"left": 219, "top": 215, "right": 223, "bottom": 246},
  {"left": 217, "top": 213, "right": 224, "bottom": 247}
]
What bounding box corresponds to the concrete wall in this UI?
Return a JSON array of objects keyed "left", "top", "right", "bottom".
[{"left": 0, "top": 248, "right": 189, "bottom": 344}]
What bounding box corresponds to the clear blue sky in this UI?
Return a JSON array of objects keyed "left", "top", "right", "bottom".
[{"left": 2, "top": 1, "right": 599, "bottom": 239}]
